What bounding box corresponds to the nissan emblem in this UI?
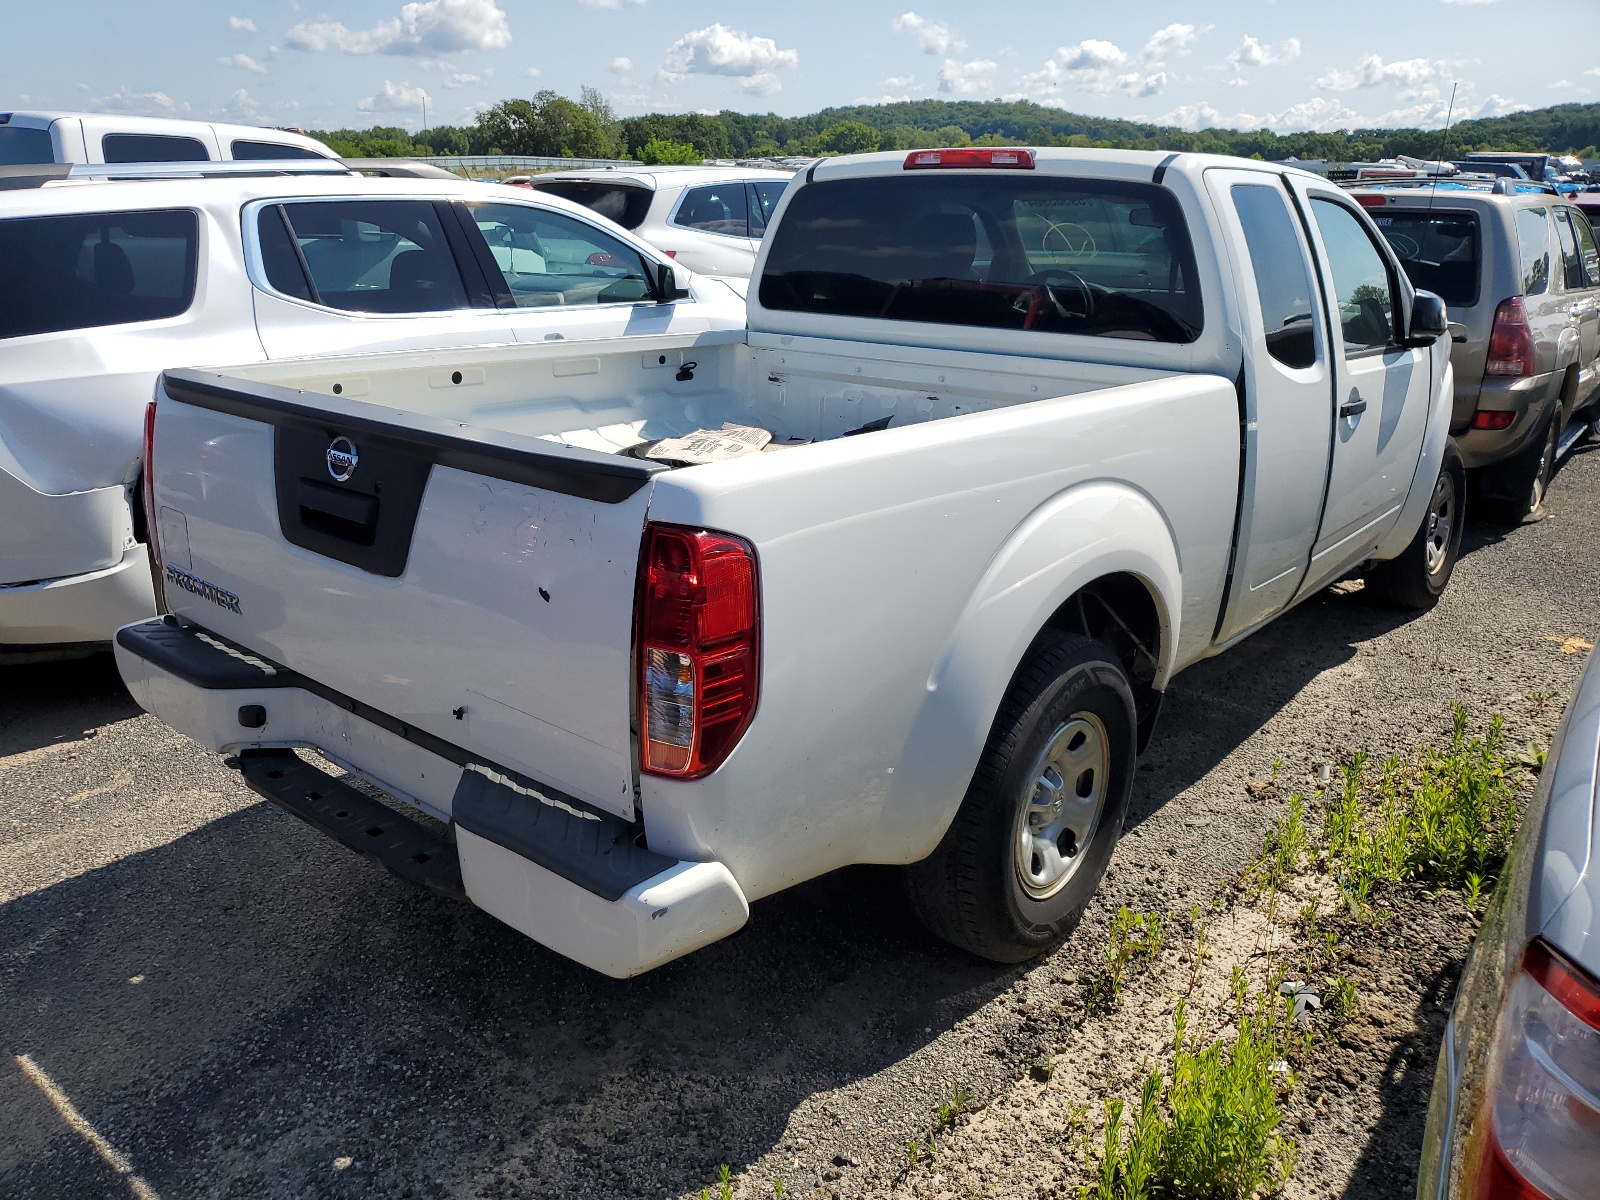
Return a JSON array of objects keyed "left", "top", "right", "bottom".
[{"left": 326, "top": 436, "right": 359, "bottom": 482}]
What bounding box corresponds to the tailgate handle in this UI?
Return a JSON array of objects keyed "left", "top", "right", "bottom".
[{"left": 297, "top": 479, "right": 378, "bottom": 545}]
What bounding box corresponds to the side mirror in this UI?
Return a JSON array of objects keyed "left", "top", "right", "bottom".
[
  {"left": 655, "top": 262, "right": 691, "bottom": 302},
  {"left": 1404, "top": 289, "right": 1449, "bottom": 346}
]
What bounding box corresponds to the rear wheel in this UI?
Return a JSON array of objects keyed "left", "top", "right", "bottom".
[
  {"left": 905, "top": 632, "right": 1136, "bottom": 963},
  {"left": 1481, "top": 411, "right": 1559, "bottom": 525},
  {"left": 1366, "top": 447, "right": 1465, "bottom": 610}
]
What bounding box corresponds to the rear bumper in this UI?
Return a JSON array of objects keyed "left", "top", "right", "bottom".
[
  {"left": 112, "top": 617, "right": 749, "bottom": 978},
  {"left": 0, "top": 543, "right": 156, "bottom": 646},
  {"left": 1454, "top": 371, "right": 1561, "bottom": 470}
]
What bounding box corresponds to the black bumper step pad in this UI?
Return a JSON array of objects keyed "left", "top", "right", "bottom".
[
  {"left": 238, "top": 749, "right": 463, "bottom": 899},
  {"left": 117, "top": 617, "right": 302, "bottom": 690}
]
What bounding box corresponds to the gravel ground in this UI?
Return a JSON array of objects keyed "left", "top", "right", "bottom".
[{"left": 3, "top": 441, "right": 1598, "bottom": 1200}]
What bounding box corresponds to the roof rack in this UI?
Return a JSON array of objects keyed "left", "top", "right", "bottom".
[{"left": 1, "top": 158, "right": 352, "bottom": 191}]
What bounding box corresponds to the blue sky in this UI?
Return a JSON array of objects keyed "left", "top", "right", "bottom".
[{"left": 5, "top": 0, "right": 1592, "bottom": 134}]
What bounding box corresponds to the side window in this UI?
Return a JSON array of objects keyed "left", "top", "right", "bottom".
[
  {"left": 1231, "top": 183, "right": 1319, "bottom": 369},
  {"left": 1569, "top": 211, "right": 1600, "bottom": 288},
  {"left": 1310, "top": 198, "right": 1397, "bottom": 354},
  {"left": 748, "top": 180, "right": 789, "bottom": 237},
  {"left": 0, "top": 209, "right": 198, "bottom": 340},
  {"left": 1515, "top": 208, "right": 1551, "bottom": 296},
  {"left": 464, "top": 203, "right": 653, "bottom": 308},
  {"left": 231, "top": 140, "right": 329, "bottom": 161},
  {"left": 0, "top": 126, "right": 56, "bottom": 165},
  {"left": 675, "top": 184, "right": 750, "bottom": 237},
  {"left": 101, "top": 133, "right": 210, "bottom": 163},
  {"left": 269, "top": 200, "right": 471, "bottom": 313},
  {"left": 1555, "top": 210, "right": 1587, "bottom": 290}
]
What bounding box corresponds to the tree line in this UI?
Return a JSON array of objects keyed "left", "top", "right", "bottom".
[{"left": 311, "top": 94, "right": 1600, "bottom": 165}]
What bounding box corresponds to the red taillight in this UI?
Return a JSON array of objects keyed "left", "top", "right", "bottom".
[
  {"left": 636, "top": 523, "right": 759, "bottom": 778},
  {"left": 904, "top": 147, "right": 1036, "bottom": 171},
  {"left": 1355, "top": 193, "right": 1388, "bottom": 208},
  {"left": 1472, "top": 409, "right": 1516, "bottom": 431},
  {"left": 1486, "top": 296, "right": 1535, "bottom": 377},
  {"left": 1462, "top": 939, "right": 1600, "bottom": 1200},
  {"left": 664, "top": 250, "right": 677, "bottom": 258},
  {"left": 142, "top": 400, "right": 168, "bottom": 612}
]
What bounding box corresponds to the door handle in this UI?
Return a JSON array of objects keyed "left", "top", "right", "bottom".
[{"left": 1339, "top": 392, "right": 1367, "bottom": 419}]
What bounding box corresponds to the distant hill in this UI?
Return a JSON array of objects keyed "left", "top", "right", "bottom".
[{"left": 312, "top": 98, "right": 1600, "bottom": 163}]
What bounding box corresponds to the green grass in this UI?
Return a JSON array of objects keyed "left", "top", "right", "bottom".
[
  {"left": 934, "top": 1080, "right": 973, "bottom": 1131},
  {"left": 1082, "top": 994, "right": 1300, "bottom": 1200},
  {"left": 1085, "top": 907, "right": 1168, "bottom": 1012}
]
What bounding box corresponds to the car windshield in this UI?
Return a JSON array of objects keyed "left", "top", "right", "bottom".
[
  {"left": 759, "top": 174, "right": 1202, "bottom": 343},
  {"left": 1372, "top": 210, "right": 1480, "bottom": 306}
]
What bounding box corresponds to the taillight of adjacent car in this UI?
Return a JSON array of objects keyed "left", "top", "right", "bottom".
[
  {"left": 142, "top": 400, "right": 168, "bottom": 612},
  {"left": 1463, "top": 938, "right": 1600, "bottom": 1200},
  {"left": 635, "top": 523, "right": 759, "bottom": 779},
  {"left": 1484, "top": 296, "right": 1535, "bottom": 378}
]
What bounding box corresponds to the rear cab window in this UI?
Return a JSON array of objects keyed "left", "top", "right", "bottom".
[
  {"left": 759, "top": 174, "right": 1203, "bottom": 343},
  {"left": 101, "top": 133, "right": 210, "bottom": 163},
  {"left": 231, "top": 140, "right": 329, "bottom": 161},
  {"left": 0, "top": 209, "right": 199, "bottom": 339},
  {"left": 0, "top": 125, "right": 55, "bottom": 165},
  {"left": 527, "top": 181, "right": 652, "bottom": 230},
  {"left": 1372, "top": 209, "right": 1480, "bottom": 307}
]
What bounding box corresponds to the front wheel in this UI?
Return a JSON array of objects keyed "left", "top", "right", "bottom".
[
  {"left": 1366, "top": 447, "right": 1466, "bottom": 610},
  {"left": 904, "top": 632, "right": 1136, "bottom": 963}
]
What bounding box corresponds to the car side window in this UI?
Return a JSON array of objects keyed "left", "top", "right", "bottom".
[
  {"left": 748, "top": 180, "right": 788, "bottom": 237},
  {"left": 232, "top": 140, "right": 329, "bottom": 161},
  {"left": 1310, "top": 198, "right": 1397, "bottom": 354},
  {"left": 0, "top": 209, "right": 199, "bottom": 340},
  {"left": 263, "top": 200, "right": 472, "bottom": 314},
  {"left": 1232, "top": 183, "right": 1319, "bottom": 369},
  {"left": 1515, "top": 208, "right": 1551, "bottom": 296},
  {"left": 675, "top": 184, "right": 750, "bottom": 237},
  {"left": 1554, "top": 210, "right": 1587, "bottom": 290},
  {"left": 464, "top": 202, "right": 654, "bottom": 308},
  {"left": 1568, "top": 210, "right": 1600, "bottom": 288},
  {"left": 101, "top": 133, "right": 210, "bottom": 163}
]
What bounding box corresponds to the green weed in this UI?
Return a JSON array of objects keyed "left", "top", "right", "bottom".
[
  {"left": 1086, "top": 907, "right": 1167, "bottom": 1012},
  {"left": 1321, "top": 709, "right": 1529, "bottom": 914},
  {"left": 1082, "top": 995, "right": 1298, "bottom": 1199},
  {"left": 1320, "top": 973, "right": 1359, "bottom": 1022},
  {"left": 934, "top": 1080, "right": 973, "bottom": 1131}
]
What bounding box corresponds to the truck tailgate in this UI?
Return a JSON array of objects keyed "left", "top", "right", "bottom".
[{"left": 149, "top": 370, "right": 663, "bottom": 820}]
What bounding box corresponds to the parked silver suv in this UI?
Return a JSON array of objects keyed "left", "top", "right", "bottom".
[{"left": 1354, "top": 182, "right": 1600, "bottom": 521}]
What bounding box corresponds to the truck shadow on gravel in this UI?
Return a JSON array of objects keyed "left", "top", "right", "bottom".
[{"left": 0, "top": 540, "right": 1507, "bottom": 1200}]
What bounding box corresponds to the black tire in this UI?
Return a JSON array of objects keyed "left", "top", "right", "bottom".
[
  {"left": 1480, "top": 412, "right": 1558, "bottom": 525},
  {"left": 1366, "top": 446, "right": 1466, "bottom": 610},
  {"left": 904, "top": 632, "right": 1136, "bottom": 964}
]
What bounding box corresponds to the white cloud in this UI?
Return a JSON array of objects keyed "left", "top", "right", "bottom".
[
  {"left": 217, "top": 53, "right": 267, "bottom": 73},
  {"left": 938, "top": 57, "right": 997, "bottom": 94},
  {"left": 1225, "top": 35, "right": 1301, "bottom": 71},
  {"left": 1317, "top": 55, "right": 1444, "bottom": 96},
  {"left": 660, "top": 24, "right": 799, "bottom": 93},
  {"left": 287, "top": 0, "right": 511, "bottom": 56},
  {"left": 1164, "top": 95, "right": 1361, "bottom": 133},
  {"left": 610, "top": 56, "right": 633, "bottom": 73},
  {"left": 89, "top": 89, "right": 189, "bottom": 116},
  {"left": 883, "top": 74, "right": 915, "bottom": 90},
  {"left": 1019, "top": 37, "right": 1171, "bottom": 98},
  {"left": 358, "top": 79, "right": 433, "bottom": 112},
  {"left": 523, "top": 66, "right": 542, "bottom": 78},
  {"left": 1117, "top": 70, "right": 1167, "bottom": 98},
  {"left": 443, "top": 71, "right": 482, "bottom": 87},
  {"left": 580, "top": 0, "right": 645, "bottom": 8},
  {"left": 892, "top": 12, "right": 964, "bottom": 57},
  {"left": 1142, "top": 23, "right": 1198, "bottom": 64},
  {"left": 229, "top": 15, "right": 257, "bottom": 32},
  {"left": 222, "top": 88, "right": 261, "bottom": 120}
]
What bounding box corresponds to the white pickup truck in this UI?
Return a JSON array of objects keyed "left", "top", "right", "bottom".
[{"left": 116, "top": 147, "right": 1460, "bottom": 977}]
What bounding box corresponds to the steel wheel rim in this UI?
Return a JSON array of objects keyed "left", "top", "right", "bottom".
[
  {"left": 1014, "top": 713, "right": 1109, "bottom": 900},
  {"left": 1423, "top": 471, "right": 1454, "bottom": 577}
]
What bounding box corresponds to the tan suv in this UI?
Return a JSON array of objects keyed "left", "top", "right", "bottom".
[{"left": 1354, "top": 182, "right": 1600, "bottom": 521}]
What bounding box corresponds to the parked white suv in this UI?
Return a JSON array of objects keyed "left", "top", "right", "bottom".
[
  {"left": 0, "top": 167, "right": 742, "bottom": 655},
  {"left": 527, "top": 166, "right": 796, "bottom": 277},
  {"left": 0, "top": 111, "right": 335, "bottom": 165}
]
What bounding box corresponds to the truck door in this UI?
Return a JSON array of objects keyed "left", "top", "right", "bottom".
[
  {"left": 1289, "top": 181, "right": 1432, "bottom": 590},
  {"left": 1204, "top": 169, "right": 1333, "bottom": 642}
]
